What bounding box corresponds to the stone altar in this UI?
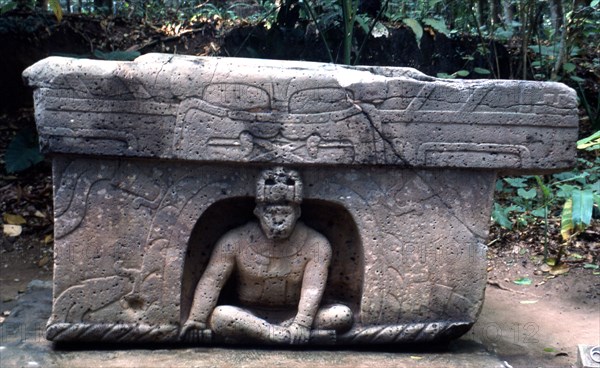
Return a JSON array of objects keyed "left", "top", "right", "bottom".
[{"left": 23, "top": 54, "right": 578, "bottom": 345}]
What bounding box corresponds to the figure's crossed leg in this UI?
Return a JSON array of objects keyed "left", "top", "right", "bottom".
[{"left": 209, "top": 304, "right": 353, "bottom": 344}]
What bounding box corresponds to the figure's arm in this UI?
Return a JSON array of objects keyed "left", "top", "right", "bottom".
[
  {"left": 184, "top": 236, "right": 236, "bottom": 329},
  {"left": 289, "top": 236, "right": 331, "bottom": 343}
]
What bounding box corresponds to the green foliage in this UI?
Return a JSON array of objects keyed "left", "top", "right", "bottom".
[
  {"left": 493, "top": 132, "right": 600, "bottom": 250},
  {"left": 0, "top": 1, "right": 16, "bottom": 14},
  {"left": 4, "top": 129, "right": 44, "bottom": 173},
  {"left": 49, "top": 0, "right": 62, "bottom": 22},
  {"left": 577, "top": 131, "right": 600, "bottom": 151},
  {"left": 403, "top": 17, "right": 422, "bottom": 47}
]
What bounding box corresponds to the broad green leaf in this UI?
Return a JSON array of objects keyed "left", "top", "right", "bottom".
[
  {"left": 455, "top": 70, "right": 470, "bottom": 77},
  {"left": 495, "top": 29, "right": 513, "bottom": 39},
  {"left": 529, "top": 45, "right": 556, "bottom": 57},
  {"left": 473, "top": 67, "right": 491, "bottom": 75},
  {"left": 543, "top": 347, "right": 556, "bottom": 353},
  {"left": 577, "top": 131, "right": 600, "bottom": 150},
  {"left": 403, "top": 18, "right": 423, "bottom": 46},
  {"left": 556, "top": 184, "right": 577, "bottom": 198},
  {"left": 569, "top": 47, "right": 581, "bottom": 56},
  {"left": 531, "top": 208, "right": 547, "bottom": 217},
  {"left": 1, "top": 2, "right": 17, "bottom": 14},
  {"left": 572, "top": 189, "right": 594, "bottom": 226},
  {"left": 423, "top": 18, "right": 450, "bottom": 35},
  {"left": 513, "top": 277, "right": 532, "bottom": 285},
  {"left": 355, "top": 14, "right": 370, "bottom": 34},
  {"left": 583, "top": 263, "right": 599, "bottom": 270},
  {"left": 492, "top": 203, "right": 513, "bottom": 229},
  {"left": 436, "top": 73, "right": 454, "bottom": 79},
  {"left": 495, "top": 179, "right": 504, "bottom": 191},
  {"left": 49, "top": 0, "right": 63, "bottom": 22},
  {"left": 562, "top": 62, "right": 576, "bottom": 73},
  {"left": 517, "top": 188, "right": 537, "bottom": 199},
  {"left": 570, "top": 75, "right": 585, "bottom": 83},
  {"left": 5, "top": 130, "right": 44, "bottom": 173},
  {"left": 560, "top": 198, "right": 573, "bottom": 241},
  {"left": 504, "top": 177, "right": 528, "bottom": 188}
]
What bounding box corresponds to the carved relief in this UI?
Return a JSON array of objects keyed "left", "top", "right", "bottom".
[
  {"left": 25, "top": 55, "right": 578, "bottom": 346},
  {"left": 181, "top": 168, "right": 352, "bottom": 344},
  {"left": 172, "top": 92, "right": 370, "bottom": 164}
]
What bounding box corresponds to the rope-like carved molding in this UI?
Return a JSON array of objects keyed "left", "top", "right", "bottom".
[
  {"left": 46, "top": 321, "right": 471, "bottom": 344},
  {"left": 46, "top": 323, "right": 179, "bottom": 342},
  {"left": 338, "top": 322, "right": 472, "bottom": 344}
]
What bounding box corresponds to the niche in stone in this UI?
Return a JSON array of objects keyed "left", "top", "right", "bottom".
[{"left": 180, "top": 194, "right": 363, "bottom": 344}]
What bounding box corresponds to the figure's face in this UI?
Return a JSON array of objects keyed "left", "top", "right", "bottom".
[{"left": 255, "top": 204, "right": 300, "bottom": 240}]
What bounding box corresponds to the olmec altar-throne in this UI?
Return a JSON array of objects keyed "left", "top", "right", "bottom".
[{"left": 23, "top": 54, "right": 578, "bottom": 345}]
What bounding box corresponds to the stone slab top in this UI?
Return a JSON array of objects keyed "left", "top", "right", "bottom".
[{"left": 24, "top": 54, "right": 578, "bottom": 172}]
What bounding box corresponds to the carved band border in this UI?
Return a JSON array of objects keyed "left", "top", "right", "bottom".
[{"left": 46, "top": 321, "right": 472, "bottom": 344}]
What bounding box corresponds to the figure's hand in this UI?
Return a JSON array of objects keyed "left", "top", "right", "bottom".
[
  {"left": 287, "top": 322, "right": 310, "bottom": 345},
  {"left": 180, "top": 320, "right": 212, "bottom": 344}
]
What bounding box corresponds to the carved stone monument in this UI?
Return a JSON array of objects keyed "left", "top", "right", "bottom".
[{"left": 23, "top": 54, "right": 578, "bottom": 345}]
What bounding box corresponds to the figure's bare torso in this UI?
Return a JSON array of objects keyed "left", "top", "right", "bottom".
[{"left": 225, "top": 222, "right": 322, "bottom": 308}]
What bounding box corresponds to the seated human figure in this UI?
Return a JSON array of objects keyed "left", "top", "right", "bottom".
[{"left": 181, "top": 167, "right": 352, "bottom": 344}]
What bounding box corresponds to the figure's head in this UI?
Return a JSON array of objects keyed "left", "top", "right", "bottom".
[{"left": 254, "top": 167, "right": 303, "bottom": 240}]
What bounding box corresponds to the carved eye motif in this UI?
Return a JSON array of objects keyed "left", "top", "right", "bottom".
[
  {"left": 289, "top": 88, "right": 353, "bottom": 113},
  {"left": 203, "top": 83, "right": 270, "bottom": 111}
]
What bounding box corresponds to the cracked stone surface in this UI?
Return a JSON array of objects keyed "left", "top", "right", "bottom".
[
  {"left": 22, "top": 54, "right": 578, "bottom": 346},
  {"left": 24, "top": 54, "right": 578, "bottom": 172}
]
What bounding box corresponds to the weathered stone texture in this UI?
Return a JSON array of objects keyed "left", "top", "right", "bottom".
[
  {"left": 24, "top": 54, "right": 578, "bottom": 172},
  {"left": 23, "top": 54, "right": 578, "bottom": 345},
  {"left": 45, "top": 159, "right": 491, "bottom": 343}
]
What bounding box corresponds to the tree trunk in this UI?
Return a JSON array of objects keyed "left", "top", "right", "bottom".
[
  {"left": 476, "top": 0, "right": 489, "bottom": 28},
  {"left": 489, "top": 0, "right": 502, "bottom": 28},
  {"left": 502, "top": 0, "right": 514, "bottom": 26},
  {"left": 548, "top": 0, "right": 563, "bottom": 34}
]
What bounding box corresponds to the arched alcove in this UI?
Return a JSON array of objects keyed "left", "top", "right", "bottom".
[{"left": 180, "top": 197, "right": 364, "bottom": 324}]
